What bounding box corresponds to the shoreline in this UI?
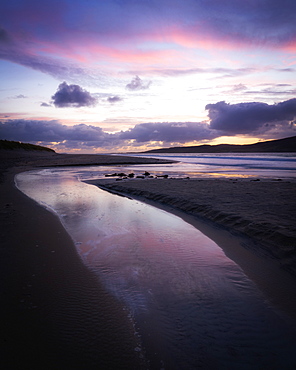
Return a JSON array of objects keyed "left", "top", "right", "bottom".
[
  {"left": 1, "top": 152, "right": 174, "bottom": 369},
  {"left": 85, "top": 177, "right": 296, "bottom": 320},
  {"left": 2, "top": 150, "right": 296, "bottom": 366},
  {"left": 87, "top": 177, "right": 296, "bottom": 273},
  {"left": 1, "top": 170, "right": 144, "bottom": 369}
]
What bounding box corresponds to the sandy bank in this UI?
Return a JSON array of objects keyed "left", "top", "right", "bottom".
[
  {"left": 0, "top": 149, "right": 174, "bottom": 168},
  {"left": 86, "top": 177, "right": 296, "bottom": 276}
]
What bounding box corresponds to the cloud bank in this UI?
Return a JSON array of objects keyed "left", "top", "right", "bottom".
[
  {"left": 206, "top": 98, "right": 296, "bottom": 134},
  {"left": 1, "top": 98, "right": 295, "bottom": 151},
  {"left": 0, "top": 119, "right": 111, "bottom": 144},
  {"left": 51, "top": 82, "right": 97, "bottom": 108},
  {"left": 118, "top": 122, "right": 218, "bottom": 143}
]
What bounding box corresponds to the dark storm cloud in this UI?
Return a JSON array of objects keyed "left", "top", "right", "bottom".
[
  {"left": 51, "top": 82, "right": 97, "bottom": 108},
  {"left": 126, "top": 76, "right": 151, "bottom": 91},
  {"left": 206, "top": 98, "right": 296, "bottom": 134},
  {"left": 118, "top": 122, "right": 218, "bottom": 143}
]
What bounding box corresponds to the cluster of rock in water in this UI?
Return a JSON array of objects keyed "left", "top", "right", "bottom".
[{"left": 105, "top": 171, "right": 169, "bottom": 180}]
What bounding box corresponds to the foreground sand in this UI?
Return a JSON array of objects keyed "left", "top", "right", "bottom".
[
  {"left": 1, "top": 151, "right": 174, "bottom": 369},
  {"left": 1, "top": 150, "right": 296, "bottom": 367}
]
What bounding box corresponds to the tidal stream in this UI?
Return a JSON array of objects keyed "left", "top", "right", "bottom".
[{"left": 16, "top": 168, "right": 296, "bottom": 369}]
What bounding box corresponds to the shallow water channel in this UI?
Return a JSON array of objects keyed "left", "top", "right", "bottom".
[{"left": 16, "top": 168, "right": 296, "bottom": 369}]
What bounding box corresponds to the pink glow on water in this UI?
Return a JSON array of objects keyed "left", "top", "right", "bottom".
[{"left": 15, "top": 168, "right": 296, "bottom": 368}]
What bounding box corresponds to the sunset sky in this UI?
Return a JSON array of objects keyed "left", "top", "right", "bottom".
[{"left": 0, "top": 0, "right": 296, "bottom": 153}]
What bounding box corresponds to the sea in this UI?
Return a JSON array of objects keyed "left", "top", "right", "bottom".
[
  {"left": 126, "top": 152, "right": 296, "bottom": 179},
  {"left": 51, "top": 152, "right": 296, "bottom": 182}
]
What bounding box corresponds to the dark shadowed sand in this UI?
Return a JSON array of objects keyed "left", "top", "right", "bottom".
[
  {"left": 1, "top": 151, "right": 174, "bottom": 369},
  {"left": 1, "top": 150, "right": 296, "bottom": 368}
]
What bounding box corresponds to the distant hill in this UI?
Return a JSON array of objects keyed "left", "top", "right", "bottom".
[
  {"left": 0, "top": 139, "right": 55, "bottom": 153},
  {"left": 143, "top": 135, "right": 296, "bottom": 154}
]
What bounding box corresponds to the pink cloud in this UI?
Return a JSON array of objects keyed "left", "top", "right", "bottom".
[
  {"left": 161, "top": 24, "right": 296, "bottom": 53},
  {"left": 2, "top": 0, "right": 296, "bottom": 83},
  {"left": 32, "top": 36, "right": 182, "bottom": 67}
]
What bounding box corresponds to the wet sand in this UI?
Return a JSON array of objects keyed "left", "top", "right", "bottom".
[
  {"left": 88, "top": 177, "right": 296, "bottom": 275},
  {"left": 1, "top": 151, "right": 173, "bottom": 369},
  {"left": 1, "top": 150, "right": 296, "bottom": 368},
  {"left": 84, "top": 177, "right": 296, "bottom": 321}
]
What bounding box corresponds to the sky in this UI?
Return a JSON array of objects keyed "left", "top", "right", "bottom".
[{"left": 0, "top": 0, "right": 296, "bottom": 153}]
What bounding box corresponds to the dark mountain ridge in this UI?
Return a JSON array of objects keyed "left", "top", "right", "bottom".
[{"left": 143, "top": 135, "right": 296, "bottom": 153}]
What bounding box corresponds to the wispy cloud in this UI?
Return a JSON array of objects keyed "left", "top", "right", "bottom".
[
  {"left": 2, "top": 1, "right": 295, "bottom": 51},
  {"left": 1, "top": 1, "right": 295, "bottom": 82},
  {"left": 107, "top": 96, "right": 122, "bottom": 103},
  {"left": 9, "top": 94, "right": 27, "bottom": 99},
  {"left": 40, "top": 102, "right": 52, "bottom": 107},
  {"left": 245, "top": 86, "right": 296, "bottom": 96},
  {"left": 126, "top": 76, "right": 151, "bottom": 91},
  {"left": 0, "top": 28, "right": 106, "bottom": 85},
  {"left": 130, "top": 67, "right": 295, "bottom": 79}
]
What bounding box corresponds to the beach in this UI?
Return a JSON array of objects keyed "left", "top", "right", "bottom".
[
  {"left": 85, "top": 176, "right": 296, "bottom": 322},
  {"left": 89, "top": 177, "right": 296, "bottom": 275},
  {"left": 1, "top": 150, "right": 296, "bottom": 368},
  {"left": 1, "top": 151, "right": 174, "bottom": 369}
]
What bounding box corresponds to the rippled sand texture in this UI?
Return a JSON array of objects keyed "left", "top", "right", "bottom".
[
  {"left": 1, "top": 153, "right": 164, "bottom": 369},
  {"left": 2, "top": 151, "right": 296, "bottom": 369},
  {"left": 16, "top": 170, "right": 296, "bottom": 369},
  {"left": 89, "top": 178, "right": 296, "bottom": 275}
]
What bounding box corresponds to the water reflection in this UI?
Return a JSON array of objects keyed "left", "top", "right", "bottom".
[{"left": 16, "top": 169, "right": 296, "bottom": 369}]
